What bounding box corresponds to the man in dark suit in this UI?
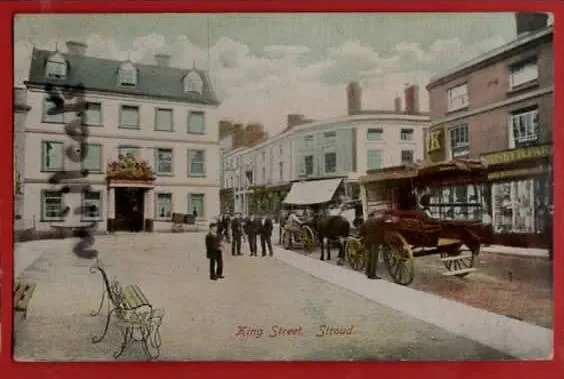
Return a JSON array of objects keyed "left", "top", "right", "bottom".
[
  {"left": 205, "top": 223, "right": 224, "bottom": 280},
  {"left": 260, "top": 214, "right": 274, "bottom": 256},
  {"left": 245, "top": 215, "right": 259, "bottom": 256},
  {"left": 231, "top": 214, "right": 243, "bottom": 256}
]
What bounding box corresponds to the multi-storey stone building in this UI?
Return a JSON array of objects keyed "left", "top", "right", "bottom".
[
  {"left": 23, "top": 41, "right": 220, "bottom": 232},
  {"left": 425, "top": 12, "right": 553, "bottom": 247},
  {"left": 14, "top": 87, "right": 31, "bottom": 230},
  {"left": 221, "top": 84, "right": 430, "bottom": 215}
]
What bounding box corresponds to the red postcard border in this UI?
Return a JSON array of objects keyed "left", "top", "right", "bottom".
[{"left": 1, "top": 1, "right": 562, "bottom": 378}]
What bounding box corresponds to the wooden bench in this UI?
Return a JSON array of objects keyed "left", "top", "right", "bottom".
[
  {"left": 14, "top": 277, "right": 37, "bottom": 320},
  {"left": 89, "top": 258, "right": 164, "bottom": 360}
]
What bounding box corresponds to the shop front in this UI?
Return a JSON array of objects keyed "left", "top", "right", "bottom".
[
  {"left": 481, "top": 144, "right": 552, "bottom": 248},
  {"left": 248, "top": 184, "right": 291, "bottom": 215}
]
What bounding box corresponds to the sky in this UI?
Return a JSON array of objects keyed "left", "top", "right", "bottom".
[{"left": 13, "top": 13, "right": 552, "bottom": 136}]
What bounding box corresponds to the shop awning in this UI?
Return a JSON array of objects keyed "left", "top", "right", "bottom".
[{"left": 283, "top": 178, "right": 342, "bottom": 205}]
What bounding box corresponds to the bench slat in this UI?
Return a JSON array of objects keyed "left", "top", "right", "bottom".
[
  {"left": 17, "top": 283, "right": 37, "bottom": 310},
  {"left": 131, "top": 285, "right": 150, "bottom": 306},
  {"left": 122, "top": 286, "right": 137, "bottom": 309},
  {"left": 13, "top": 281, "right": 27, "bottom": 307}
]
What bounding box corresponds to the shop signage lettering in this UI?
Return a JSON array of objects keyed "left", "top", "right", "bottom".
[
  {"left": 483, "top": 145, "right": 552, "bottom": 165},
  {"left": 488, "top": 165, "right": 550, "bottom": 180},
  {"left": 426, "top": 130, "right": 442, "bottom": 153}
]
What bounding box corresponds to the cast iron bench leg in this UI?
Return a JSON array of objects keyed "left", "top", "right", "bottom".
[
  {"left": 113, "top": 326, "right": 134, "bottom": 359},
  {"left": 92, "top": 307, "right": 117, "bottom": 343},
  {"left": 91, "top": 283, "right": 107, "bottom": 317}
]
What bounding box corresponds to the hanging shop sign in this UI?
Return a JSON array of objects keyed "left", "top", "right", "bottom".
[
  {"left": 426, "top": 129, "right": 443, "bottom": 153},
  {"left": 482, "top": 144, "right": 552, "bottom": 166}
]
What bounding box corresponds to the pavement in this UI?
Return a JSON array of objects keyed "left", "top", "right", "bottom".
[
  {"left": 274, "top": 247, "right": 552, "bottom": 360},
  {"left": 12, "top": 232, "right": 519, "bottom": 361}
]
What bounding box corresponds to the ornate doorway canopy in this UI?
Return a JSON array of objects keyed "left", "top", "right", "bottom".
[{"left": 106, "top": 153, "right": 156, "bottom": 187}]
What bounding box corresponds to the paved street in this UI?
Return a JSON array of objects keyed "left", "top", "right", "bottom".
[
  {"left": 283, "top": 237, "right": 553, "bottom": 329},
  {"left": 13, "top": 233, "right": 511, "bottom": 361}
]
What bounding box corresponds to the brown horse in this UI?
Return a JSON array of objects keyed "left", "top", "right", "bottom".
[{"left": 309, "top": 214, "right": 350, "bottom": 264}]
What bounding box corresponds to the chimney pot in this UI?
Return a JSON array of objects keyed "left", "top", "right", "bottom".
[
  {"left": 404, "top": 84, "right": 420, "bottom": 115},
  {"left": 515, "top": 12, "right": 549, "bottom": 35},
  {"left": 65, "top": 41, "right": 88, "bottom": 56},
  {"left": 347, "top": 81, "right": 362, "bottom": 116},
  {"left": 154, "top": 53, "right": 171, "bottom": 67},
  {"left": 394, "top": 97, "right": 402, "bottom": 113}
]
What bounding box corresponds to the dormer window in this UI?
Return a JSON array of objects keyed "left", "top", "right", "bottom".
[
  {"left": 118, "top": 62, "right": 137, "bottom": 87},
  {"left": 45, "top": 53, "right": 67, "bottom": 79},
  {"left": 183, "top": 71, "right": 203, "bottom": 94}
]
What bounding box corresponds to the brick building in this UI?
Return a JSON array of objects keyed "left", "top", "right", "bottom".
[{"left": 425, "top": 12, "right": 553, "bottom": 247}]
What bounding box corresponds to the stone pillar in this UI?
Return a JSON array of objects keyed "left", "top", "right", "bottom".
[
  {"left": 144, "top": 189, "right": 154, "bottom": 232},
  {"left": 107, "top": 187, "right": 115, "bottom": 232}
]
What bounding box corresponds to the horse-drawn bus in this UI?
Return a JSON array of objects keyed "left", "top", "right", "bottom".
[
  {"left": 280, "top": 177, "right": 363, "bottom": 264},
  {"left": 347, "top": 159, "right": 492, "bottom": 286}
]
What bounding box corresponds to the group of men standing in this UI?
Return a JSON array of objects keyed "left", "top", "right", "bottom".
[{"left": 205, "top": 213, "right": 275, "bottom": 281}]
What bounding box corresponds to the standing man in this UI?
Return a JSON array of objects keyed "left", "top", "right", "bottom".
[
  {"left": 260, "top": 214, "right": 274, "bottom": 256},
  {"left": 231, "top": 214, "right": 243, "bottom": 256},
  {"left": 246, "top": 214, "right": 259, "bottom": 256},
  {"left": 205, "top": 223, "right": 224, "bottom": 280}
]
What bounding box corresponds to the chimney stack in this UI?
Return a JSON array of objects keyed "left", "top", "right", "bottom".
[
  {"left": 154, "top": 53, "right": 171, "bottom": 67},
  {"left": 219, "top": 120, "right": 234, "bottom": 140},
  {"left": 346, "top": 81, "right": 362, "bottom": 116},
  {"left": 404, "top": 84, "right": 420, "bottom": 114},
  {"left": 515, "top": 12, "right": 549, "bottom": 36},
  {"left": 65, "top": 41, "right": 88, "bottom": 56},
  {"left": 287, "top": 114, "right": 305, "bottom": 130},
  {"left": 394, "top": 96, "right": 402, "bottom": 113}
]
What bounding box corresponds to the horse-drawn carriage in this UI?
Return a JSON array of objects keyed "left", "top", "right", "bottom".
[
  {"left": 346, "top": 159, "right": 492, "bottom": 286},
  {"left": 280, "top": 211, "right": 316, "bottom": 252}
]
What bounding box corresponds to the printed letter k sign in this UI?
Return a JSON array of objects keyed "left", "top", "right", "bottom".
[{"left": 427, "top": 131, "right": 441, "bottom": 153}]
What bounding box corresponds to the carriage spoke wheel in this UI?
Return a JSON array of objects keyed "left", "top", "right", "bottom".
[
  {"left": 346, "top": 237, "right": 366, "bottom": 271},
  {"left": 300, "top": 226, "right": 315, "bottom": 253},
  {"left": 382, "top": 233, "right": 415, "bottom": 286},
  {"left": 439, "top": 244, "right": 478, "bottom": 277}
]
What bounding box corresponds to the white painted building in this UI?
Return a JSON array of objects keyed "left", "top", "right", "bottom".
[
  {"left": 23, "top": 41, "right": 220, "bottom": 232},
  {"left": 222, "top": 111, "right": 429, "bottom": 214}
]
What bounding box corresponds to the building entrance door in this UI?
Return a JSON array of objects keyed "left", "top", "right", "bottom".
[{"left": 114, "top": 187, "right": 145, "bottom": 232}]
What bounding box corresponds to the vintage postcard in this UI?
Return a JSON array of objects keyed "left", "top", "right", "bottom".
[{"left": 11, "top": 12, "right": 553, "bottom": 361}]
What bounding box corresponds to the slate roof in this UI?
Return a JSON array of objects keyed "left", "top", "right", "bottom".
[{"left": 25, "top": 48, "right": 220, "bottom": 106}]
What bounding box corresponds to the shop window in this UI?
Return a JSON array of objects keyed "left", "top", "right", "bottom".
[{"left": 492, "top": 179, "right": 535, "bottom": 234}]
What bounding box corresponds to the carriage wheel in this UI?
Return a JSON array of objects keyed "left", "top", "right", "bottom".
[
  {"left": 300, "top": 226, "right": 315, "bottom": 253},
  {"left": 439, "top": 244, "right": 479, "bottom": 277},
  {"left": 382, "top": 232, "right": 415, "bottom": 286},
  {"left": 346, "top": 237, "right": 366, "bottom": 271}
]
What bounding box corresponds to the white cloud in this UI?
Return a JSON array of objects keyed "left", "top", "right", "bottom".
[
  {"left": 13, "top": 32, "right": 506, "bottom": 135},
  {"left": 263, "top": 44, "right": 310, "bottom": 57}
]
